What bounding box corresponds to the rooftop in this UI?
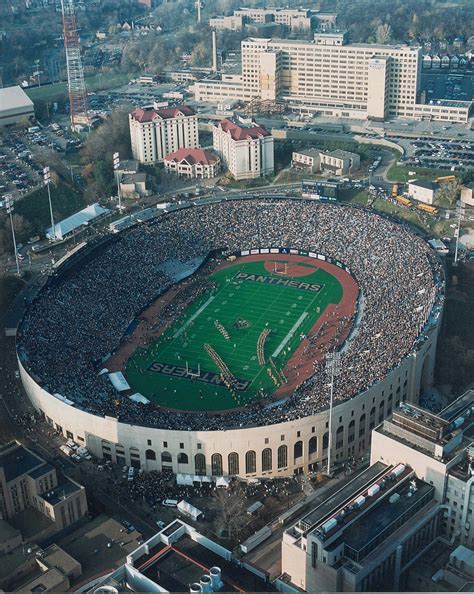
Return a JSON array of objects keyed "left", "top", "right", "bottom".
[
  {"left": 136, "top": 532, "right": 275, "bottom": 592},
  {"left": 130, "top": 105, "right": 195, "bottom": 123},
  {"left": 165, "top": 147, "right": 219, "bottom": 166},
  {"left": 46, "top": 202, "right": 110, "bottom": 240},
  {"left": 28, "top": 463, "right": 54, "bottom": 480},
  {"left": 297, "top": 462, "right": 387, "bottom": 533},
  {"left": 324, "top": 149, "right": 358, "bottom": 159},
  {"left": 40, "top": 478, "right": 82, "bottom": 505},
  {"left": 0, "top": 86, "right": 34, "bottom": 112},
  {"left": 409, "top": 179, "right": 440, "bottom": 191},
  {"left": 0, "top": 442, "right": 43, "bottom": 483},
  {"left": 327, "top": 478, "right": 434, "bottom": 556},
  {"left": 217, "top": 118, "right": 270, "bottom": 140}
]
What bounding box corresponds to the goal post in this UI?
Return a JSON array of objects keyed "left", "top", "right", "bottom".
[{"left": 273, "top": 261, "right": 288, "bottom": 275}]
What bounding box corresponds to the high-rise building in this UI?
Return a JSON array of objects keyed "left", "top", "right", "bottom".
[
  {"left": 213, "top": 118, "right": 274, "bottom": 180},
  {"left": 371, "top": 393, "right": 474, "bottom": 548},
  {"left": 129, "top": 105, "right": 199, "bottom": 164},
  {"left": 195, "top": 33, "right": 472, "bottom": 123},
  {"left": 281, "top": 462, "right": 441, "bottom": 592}
]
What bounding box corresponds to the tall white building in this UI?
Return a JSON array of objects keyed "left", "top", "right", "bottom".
[
  {"left": 129, "top": 105, "right": 198, "bottom": 164},
  {"left": 213, "top": 118, "right": 274, "bottom": 180},
  {"left": 195, "top": 33, "right": 472, "bottom": 123}
]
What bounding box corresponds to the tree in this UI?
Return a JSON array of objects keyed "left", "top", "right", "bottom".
[
  {"left": 376, "top": 23, "right": 392, "bottom": 45},
  {"left": 215, "top": 485, "right": 248, "bottom": 540}
]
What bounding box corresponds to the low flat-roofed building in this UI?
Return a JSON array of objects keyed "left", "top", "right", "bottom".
[
  {"left": 81, "top": 519, "right": 275, "bottom": 593},
  {"left": 292, "top": 148, "right": 320, "bottom": 173},
  {"left": 0, "top": 441, "right": 88, "bottom": 532},
  {"left": 281, "top": 461, "right": 441, "bottom": 592},
  {"left": 119, "top": 172, "right": 152, "bottom": 198},
  {"left": 408, "top": 179, "right": 440, "bottom": 205},
  {"left": 0, "top": 86, "right": 35, "bottom": 126},
  {"left": 319, "top": 149, "right": 360, "bottom": 175},
  {"left": 0, "top": 542, "right": 81, "bottom": 592}
]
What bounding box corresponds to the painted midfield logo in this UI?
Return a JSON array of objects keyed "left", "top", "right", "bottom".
[
  {"left": 147, "top": 362, "right": 251, "bottom": 391},
  {"left": 234, "top": 272, "right": 322, "bottom": 292}
]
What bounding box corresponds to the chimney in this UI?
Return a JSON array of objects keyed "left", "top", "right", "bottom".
[
  {"left": 212, "top": 30, "right": 218, "bottom": 72},
  {"left": 197, "top": 0, "right": 201, "bottom": 23}
]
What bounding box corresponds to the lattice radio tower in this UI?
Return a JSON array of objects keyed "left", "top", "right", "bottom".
[{"left": 61, "top": 0, "right": 89, "bottom": 127}]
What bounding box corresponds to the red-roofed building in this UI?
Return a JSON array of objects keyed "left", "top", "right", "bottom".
[
  {"left": 129, "top": 105, "right": 198, "bottom": 164},
  {"left": 164, "top": 148, "right": 221, "bottom": 179},
  {"left": 213, "top": 118, "right": 274, "bottom": 180}
]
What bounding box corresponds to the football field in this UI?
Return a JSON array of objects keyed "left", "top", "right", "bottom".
[{"left": 125, "top": 259, "right": 342, "bottom": 411}]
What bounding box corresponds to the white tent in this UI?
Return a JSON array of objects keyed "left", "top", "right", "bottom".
[
  {"left": 201, "top": 476, "right": 212, "bottom": 483},
  {"left": 177, "top": 500, "right": 203, "bottom": 521},
  {"left": 46, "top": 203, "right": 110, "bottom": 240},
  {"left": 108, "top": 371, "right": 130, "bottom": 392},
  {"left": 129, "top": 393, "right": 150, "bottom": 404},
  {"left": 216, "top": 476, "right": 230, "bottom": 488},
  {"left": 177, "top": 474, "right": 194, "bottom": 486},
  {"left": 192, "top": 475, "right": 202, "bottom": 484}
]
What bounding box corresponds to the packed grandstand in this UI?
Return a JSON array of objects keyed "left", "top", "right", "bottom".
[{"left": 17, "top": 199, "right": 444, "bottom": 431}]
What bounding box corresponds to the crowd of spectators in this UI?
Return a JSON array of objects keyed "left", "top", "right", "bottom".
[{"left": 17, "top": 199, "right": 444, "bottom": 431}]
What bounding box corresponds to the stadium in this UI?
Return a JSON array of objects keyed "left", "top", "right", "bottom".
[{"left": 17, "top": 198, "right": 444, "bottom": 478}]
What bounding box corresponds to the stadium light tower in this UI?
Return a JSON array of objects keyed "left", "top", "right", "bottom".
[
  {"left": 61, "top": 0, "right": 89, "bottom": 128},
  {"left": 326, "top": 350, "right": 341, "bottom": 476},
  {"left": 113, "top": 152, "right": 123, "bottom": 211},
  {"left": 5, "top": 195, "right": 21, "bottom": 276},
  {"left": 454, "top": 200, "right": 462, "bottom": 265},
  {"left": 43, "top": 166, "right": 56, "bottom": 242}
]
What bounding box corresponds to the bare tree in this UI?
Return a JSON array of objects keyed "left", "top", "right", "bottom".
[{"left": 376, "top": 23, "right": 392, "bottom": 44}]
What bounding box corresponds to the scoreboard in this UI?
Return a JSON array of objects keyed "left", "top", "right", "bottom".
[{"left": 301, "top": 180, "right": 339, "bottom": 201}]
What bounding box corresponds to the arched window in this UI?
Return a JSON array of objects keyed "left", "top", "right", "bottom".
[
  {"left": 195, "top": 453, "right": 206, "bottom": 475},
  {"left": 369, "top": 406, "right": 376, "bottom": 429},
  {"left": 211, "top": 453, "right": 223, "bottom": 476},
  {"left": 262, "top": 448, "right": 272, "bottom": 472},
  {"left": 359, "top": 413, "right": 366, "bottom": 437},
  {"left": 161, "top": 451, "right": 172, "bottom": 463},
  {"left": 177, "top": 452, "right": 189, "bottom": 464},
  {"left": 308, "top": 436, "right": 317, "bottom": 456},
  {"left": 245, "top": 450, "right": 256, "bottom": 474},
  {"left": 336, "top": 425, "right": 344, "bottom": 449},
  {"left": 277, "top": 445, "right": 288, "bottom": 469},
  {"left": 322, "top": 432, "right": 329, "bottom": 450},
  {"left": 378, "top": 400, "right": 385, "bottom": 423},
  {"left": 294, "top": 440, "right": 303, "bottom": 461},
  {"left": 145, "top": 449, "right": 156, "bottom": 460},
  {"left": 228, "top": 452, "right": 239, "bottom": 475},
  {"left": 348, "top": 420, "right": 355, "bottom": 443}
]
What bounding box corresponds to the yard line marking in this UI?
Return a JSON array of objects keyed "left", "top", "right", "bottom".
[
  {"left": 174, "top": 296, "right": 215, "bottom": 338},
  {"left": 272, "top": 312, "right": 309, "bottom": 358}
]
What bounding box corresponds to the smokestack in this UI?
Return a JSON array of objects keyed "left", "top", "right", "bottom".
[
  {"left": 197, "top": 0, "right": 201, "bottom": 23},
  {"left": 212, "top": 30, "right": 218, "bottom": 72}
]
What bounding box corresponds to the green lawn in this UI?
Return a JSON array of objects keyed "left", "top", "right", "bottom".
[
  {"left": 387, "top": 163, "right": 458, "bottom": 183},
  {"left": 25, "top": 73, "right": 132, "bottom": 103},
  {"left": 125, "top": 259, "right": 342, "bottom": 411}
]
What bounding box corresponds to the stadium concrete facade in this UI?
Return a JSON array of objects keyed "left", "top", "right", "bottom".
[
  {"left": 19, "top": 342, "right": 435, "bottom": 478},
  {"left": 17, "top": 198, "right": 443, "bottom": 479}
]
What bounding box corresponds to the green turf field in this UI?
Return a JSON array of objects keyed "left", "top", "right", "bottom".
[{"left": 125, "top": 260, "right": 342, "bottom": 411}]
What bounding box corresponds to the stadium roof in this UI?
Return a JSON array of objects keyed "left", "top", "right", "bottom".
[
  {"left": 0, "top": 85, "right": 34, "bottom": 111},
  {"left": 46, "top": 203, "right": 110, "bottom": 240}
]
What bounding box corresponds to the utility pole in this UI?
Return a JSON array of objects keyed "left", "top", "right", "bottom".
[
  {"left": 326, "top": 350, "right": 341, "bottom": 476},
  {"left": 113, "top": 152, "right": 122, "bottom": 211},
  {"left": 5, "top": 195, "right": 21, "bottom": 276},
  {"left": 454, "top": 200, "right": 462, "bottom": 265},
  {"left": 43, "top": 167, "right": 56, "bottom": 241}
]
